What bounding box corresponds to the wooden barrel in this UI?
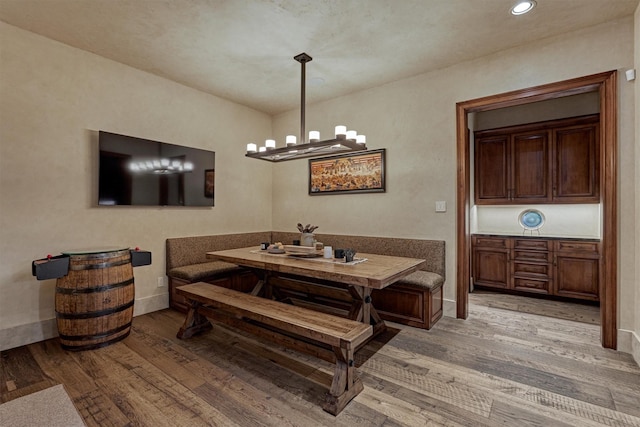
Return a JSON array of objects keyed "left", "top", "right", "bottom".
[{"left": 55, "top": 248, "right": 134, "bottom": 351}]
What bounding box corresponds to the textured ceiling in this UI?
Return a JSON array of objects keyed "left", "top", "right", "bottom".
[{"left": 1, "top": 0, "right": 638, "bottom": 115}]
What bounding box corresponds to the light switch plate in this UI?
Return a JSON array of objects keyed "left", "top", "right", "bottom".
[{"left": 435, "top": 201, "right": 447, "bottom": 212}]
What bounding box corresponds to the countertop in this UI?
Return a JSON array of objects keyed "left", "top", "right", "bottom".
[{"left": 472, "top": 232, "right": 600, "bottom": 241}]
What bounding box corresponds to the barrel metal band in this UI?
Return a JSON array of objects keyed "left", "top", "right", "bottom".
[
  {"left": 58, "top": 321, "right": 132, "bottom": 341},
  {"left": 56, "top": 278, "right": 134, "bottom": 295},
  {"left": 70, "top": 249, "right": 131, "bottom": 261},
  {"left": 69, "top": 257, "right": 131, "bottom": 271},
  {"left": 56, "top": 299, "right": 134, "bottom": 320},
  {"left": 60, "top": 330, "right": 131, "bottom": 351}
]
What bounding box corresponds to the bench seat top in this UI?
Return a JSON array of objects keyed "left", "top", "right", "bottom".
[{"left": 176, "top": 282, "right": 373, "bottom": 350}]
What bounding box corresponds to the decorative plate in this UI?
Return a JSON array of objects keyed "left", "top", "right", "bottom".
[{"left": 518, "top": 209, "right": 545, "bottom": 230}]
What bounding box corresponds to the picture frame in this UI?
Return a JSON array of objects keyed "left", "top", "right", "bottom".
[
  {"left": 309, "top": 149, "right": 386, "bottom": 195},
  {"left": 204, "top": 169, "right": 215, "bottom": 198}
]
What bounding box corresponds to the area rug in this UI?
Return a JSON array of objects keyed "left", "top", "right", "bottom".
[{"left": 0, "top": 384, "right": 85, "bottom": 427}]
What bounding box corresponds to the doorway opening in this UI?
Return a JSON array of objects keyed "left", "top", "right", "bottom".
[{"left": 455, "top": 71, "right": 618, "bottom": 349}]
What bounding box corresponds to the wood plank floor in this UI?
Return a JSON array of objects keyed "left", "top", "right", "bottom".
[{"left": 1, "top": 292, "right": 638, "bottom": 426}]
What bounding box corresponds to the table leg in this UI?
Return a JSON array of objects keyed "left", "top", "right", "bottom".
[{"left": 347, "top": 285, "right": 386, "bottom": 337}]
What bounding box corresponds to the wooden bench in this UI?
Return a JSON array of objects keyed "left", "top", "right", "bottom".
[{"left": 176, "top": 282, "right": 373, "bottom": 415}]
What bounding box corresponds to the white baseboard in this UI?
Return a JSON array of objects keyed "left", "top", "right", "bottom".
[
  {"left": 133, "top": 293, "right": 169, "bottom": 317},
  {"left": 443, "top": 298, "right": 456, "bottom": 318},
  {"left": 0, "top": 294, "right": 169, "bottom": 352},
  {"left": 0, "top": 317, "right": 58, "bottom": 352},
  {"left": 617, "top": 328, "right": 640, "bottom": 367}
]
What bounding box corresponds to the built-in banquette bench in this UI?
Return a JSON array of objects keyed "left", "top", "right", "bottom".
[
  {"left": 166, "top": 232, "right": 445, "bottom": 329},
  {"left": 166, "top": 232, "right": 270, "bottom": 312}
]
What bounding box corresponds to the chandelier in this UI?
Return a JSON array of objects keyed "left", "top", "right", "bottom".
[
  {"left": 246, "top": 53, "right": 367, "bottom": 162},
  {"left": 129, "top": 159, "right": 194, "bottom": 174}
]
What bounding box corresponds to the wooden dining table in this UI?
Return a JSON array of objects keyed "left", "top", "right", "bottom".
[{"left": 206, "top": 247, "right": 426, "bottom": 339}]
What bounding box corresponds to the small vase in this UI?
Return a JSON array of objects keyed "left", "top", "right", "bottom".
[{"left": 300, "top": 233, "right": 315, "bottom": 247}]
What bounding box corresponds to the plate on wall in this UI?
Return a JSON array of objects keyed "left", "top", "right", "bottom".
[{"left": 518, "top": 209, "right": 545, "bottom": 230}]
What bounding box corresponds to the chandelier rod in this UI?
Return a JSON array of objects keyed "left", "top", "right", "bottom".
[{"left": 294, "top": 53, "right": 312, "bottom": 143}]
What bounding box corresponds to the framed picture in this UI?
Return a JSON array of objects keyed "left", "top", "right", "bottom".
[
  {"left": 204, "top": 169, "right": 215, "bottom": 198},
  {"left": 309, "top": 149, "right": 386, "bottom": 195}
]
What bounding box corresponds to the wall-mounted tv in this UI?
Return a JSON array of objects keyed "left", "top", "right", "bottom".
[{"left": 98, "top": 131, "right": 215, "bottom": 207}]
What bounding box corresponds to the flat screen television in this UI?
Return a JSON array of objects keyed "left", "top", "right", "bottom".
[{"left": 98, "top": 131, "right": 215, "bottom": 207}]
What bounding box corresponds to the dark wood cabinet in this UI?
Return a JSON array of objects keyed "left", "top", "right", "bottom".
[
  {"left": 553, "top": 240, "right": 600, "bottom": 301},
  {"left": 475, "top": 135, "right": 510, "bottom": 202},
  {"left": 471, "top": 236, "right": 510, "bottom": 289},
  {"left": 511, "top": 238, "right": 553, "bottom": 295},
  {"left": 472, "top": 234, "right": 600, "bottom": 302},
  {"left": 511, "top": 131, "right": 550, "bottom": 202},
  {"left": 474, "top": 115, "right": 599, "bottom": 205},
  {"left": 552, "top": 122, "right": 600, "bottom": 202}
]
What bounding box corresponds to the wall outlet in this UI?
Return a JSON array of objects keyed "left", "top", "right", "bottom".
[
  {"left": 435, "top": 201, "right": 447, "bottom": 212},
  {"left": 157, "top": 276, "right": 166, "bottom": 288}
]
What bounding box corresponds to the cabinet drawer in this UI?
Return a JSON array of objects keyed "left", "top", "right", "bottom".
[
  {"left": 513, "top": 277, "right": 550, "bottom": 294},
  {"left": 513, "top": 238, "right": 552, "bottom": 251},
  {"left": 472, "top": 236, "right": 509, "bottom": 249},
  {"left": 555, "top": 240, "right": 600, "bottom": 254},
  {"left": 513, "top": 249, "right": 552, "bottom": 262},
  {"left": 513, "top": 261, "right": 552, "bottom": 278}
]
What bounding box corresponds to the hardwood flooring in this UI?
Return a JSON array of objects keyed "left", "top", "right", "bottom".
[{"left": 1, "top": 293, "right": 638, "bottom": 426}]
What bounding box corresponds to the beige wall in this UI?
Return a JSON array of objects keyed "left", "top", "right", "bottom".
[
  {"left": 634, "top": 4, "right": 640, "bottom": 365},
  {"left": 271, "top": 17, "right": 638, "bottom": 351},
  {"left": 0, "top": 22, "right": 273, "bottom": 350},
  {"left": 1, "top": 12, "right": 638, "bottom": 356}
]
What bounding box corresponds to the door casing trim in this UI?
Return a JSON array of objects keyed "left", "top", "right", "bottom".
[{"left": 455, "top": 71, "right": 618, "bottom": 349}]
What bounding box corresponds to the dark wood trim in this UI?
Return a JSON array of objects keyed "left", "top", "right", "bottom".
[
  {"left": 455, "top": 104, "right": 470, "bottom": 319},
  {"left": 599, "top": 72, "right": 617, "bottom": 349},
  {"left": 455, "top": 71, "right": 617, "bottom": 349}
]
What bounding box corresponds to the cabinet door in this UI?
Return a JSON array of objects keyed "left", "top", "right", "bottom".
[
  {"left": 553, "top": 240, "right": 600, "bottom": 301},
  {"left": 472, "top": 236, "right": 510, "bottom": 289},
  {"left": 554, "top": 255, "right": 599, "bottom": 301},
  {"left": 511, "top": 131, "right": 550, "bottom": 203},
  {"left": 553, "top": 122, "right": 599, "bottom": 202},
  {"left": 475, "top": 135, "right": 509, "bottom": 204}
]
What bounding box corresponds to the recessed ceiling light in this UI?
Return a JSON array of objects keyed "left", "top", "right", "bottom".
[{"left": 511, "top": 0, "right": 536, "bottom": 15}]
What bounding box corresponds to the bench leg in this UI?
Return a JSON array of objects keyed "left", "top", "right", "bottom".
[
  {"left": 323, "top": 346, "right": 363, "bottom": 415},
  {"left": 177, "top": 301, "right": 213, "bottom": 339}
]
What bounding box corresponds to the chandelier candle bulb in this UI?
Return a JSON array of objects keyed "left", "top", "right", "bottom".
[
  {"left": 259, "top": 146, "right": 267, "bottom": 152},
  {"left": 335, "top": 125, "right": 347, "bottom": 139},
  {"left": 286, "top": 135, "right": 297, "bottom": 146},
  {"left": 246, "top": 143, "right": 257, "bottom": 153},
  {"left": 309, "top": 130, "right": 320, "bottom": 142},
  {"left": 346, "top": 130, "right": 357, "bottom": 141},
  {"left": 356, "top": 134, "right": 366, "bottom": 145},
  {"left": 265, "top": 139, "right": 276, "bottom": 150}
]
